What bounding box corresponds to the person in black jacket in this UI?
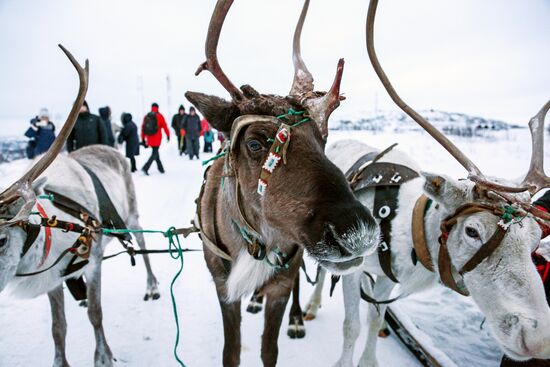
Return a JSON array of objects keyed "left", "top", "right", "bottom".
[
  {"left": 67, "top": 100, "right": 108, "bottom": 152},
  {"left": 117, "top": 113, "right": 140, "bottom": 172},
  {"left": 171, "top": 105, "right": 186, "bottom": 154},
  {"left": 182, "top": 107, "right": 201, "bottom": 160},
  {"left": 99, "top": 106, "right": 115, "bottom": 147}
]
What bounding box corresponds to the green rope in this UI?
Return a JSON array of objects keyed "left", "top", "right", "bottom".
[
  {"left": 276, "top": 109, "right": 311, "bottom": 127},
  {"left": 37, "top": 194, "right": 54, "bottom": 201},
  {"left": 202, "top": 151, "right": 227, "bottom": 166},
  {"left": 101, "top": 227, "right": 187, "bottom": 367},
  {"left": 291, "top": 117, "right": 311, "bottom": 127}
]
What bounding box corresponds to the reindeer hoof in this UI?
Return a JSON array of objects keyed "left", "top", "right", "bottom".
[
  {"left": 303, "top": 312, "right": 316, "bottom": 321},
  {"left": 378, "top": 327, "right": 391, "bottom": 338},
  {"left": 246, "top": 301, "right": 263, "bottom": 314},
  {"left": 144, "top": 291, "right": 161, "bottom": 301},
  {"left": 287, "top": 316, "right": 306, "bottom": 339},
  {"left": 287, "top": 323, "right": 306, "bottom": 339},
  {"left": 79, "top": 300, "right": 88, "bottom": 308}
]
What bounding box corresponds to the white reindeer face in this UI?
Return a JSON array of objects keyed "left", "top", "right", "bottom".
[
  {"left": 0, "top": 203, "right": 27, "bottom": 293},
  {"left": 423, "top": 173, "right": 550, "bottom": 360}
]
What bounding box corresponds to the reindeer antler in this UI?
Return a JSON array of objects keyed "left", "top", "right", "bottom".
[
  {"left": 520, "top": 100, "right": 550, "bottom": 195},
  {"left": 195, "top": 0, "right": 244, "bottom": 101},
  {"left": 0, "top": 45, "right": 88, "bottom": 223},
  {"left": 290, "top": 0, "right": 314, "bottom": 96},
  {"left": 288, "top": 0, "right": 345, "bottom": 140},
  {"left": 366, "top": 0, "right": 533, "bottom": 194}
]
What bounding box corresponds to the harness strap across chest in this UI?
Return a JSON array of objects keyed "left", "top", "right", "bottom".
[{"left": 345, "top": 144, "right": 419, "bottom": 283}]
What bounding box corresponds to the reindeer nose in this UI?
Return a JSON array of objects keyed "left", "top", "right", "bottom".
[{"left": 321, "top": 224, "right": 352, "bottom": 257}]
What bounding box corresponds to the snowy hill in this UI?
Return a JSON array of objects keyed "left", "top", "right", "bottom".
[
  {"left": 332, "top": 110, "right": 522, "bottom": 137},
  {"left": 0, "top": 137, "right": 27, "bottom": 163}
]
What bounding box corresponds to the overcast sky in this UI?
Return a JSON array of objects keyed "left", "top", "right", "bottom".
[{"left": 0, "top": 0, "right": 548, "bottom": 127}]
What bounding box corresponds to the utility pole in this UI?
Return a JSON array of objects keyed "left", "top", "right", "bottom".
[
  {"left": 137, "top": 75, "right": 145, "bottom": 117},
  {"left": 166, "top": 74, "right": 172, "bottom": 115}
]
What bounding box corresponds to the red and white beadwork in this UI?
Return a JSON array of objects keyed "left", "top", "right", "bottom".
[
  {"left": 276, "top": 128, "right": 289, "bottom": 143},
  {"left": 262, "top": 152, "right": 281, "bottom": 173},
  {"left": 257, "top": 179, "right": 268, "bottom": 196}
]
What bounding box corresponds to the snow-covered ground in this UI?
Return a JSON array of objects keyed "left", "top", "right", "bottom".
[{"left": 0, "top": 127, "right": 547, "bottom": 366}]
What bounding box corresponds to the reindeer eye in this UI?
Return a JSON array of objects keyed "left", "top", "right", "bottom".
[
  {"left": 465, "top": 226, "right": 480, "bottom": 239},
  {"left": 247, "top": 140, "right": 263, "bottom": 152}
]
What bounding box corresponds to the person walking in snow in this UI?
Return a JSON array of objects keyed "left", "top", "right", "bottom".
[
  {"left": 182, "top": 106, "right": 201, "bottom": 160},
  {"left": 171, "top": 105, "right": 186, "bottom": 154},
  {"left": 141, "top": 102, "right": 170, "bottom": 175},
  {"left": 118, "top": 112, "right": 140, "bottom": 172},
  {"left": 99, "top": 106, "right": 116, "bottom": 147},
  {"left": 203, "top": 125, "right": 214, "bottom": 153},
  {"left": 25, "top": 108, "right": 56, "bottom": 159},
  {"left": 67, "top": 100, "right": 108, "bottom": 152}
]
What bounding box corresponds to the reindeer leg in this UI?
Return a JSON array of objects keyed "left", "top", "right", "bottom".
[
  {"left": 128, "top": 215, "right": 160, "bottom": 301},
  {"left": 287, "top": 274, "right": 305, "bottom": 339},
  {"left": 85, "top": 235, "right": 114, "bottom": 367},
  {"left": 262, "top": 284, "right": 292, "bottom": 367},
  {"left": 357, "top": 276, "right": 395, "bottom": 367},
  {"left": 48, "top": 285, "right": 70, "bottom": 367},
  {"left": 246, "top": 290, "right": 264, "bottom": 314},
  {"left": 304, "top": 265, "right": 327, "bottom": 321},
  {"left": 333, "top": 272, "right": 361, "bottom": 367},
  {"left": 214, "top": 280, "right": 241, "bottom": 367}
]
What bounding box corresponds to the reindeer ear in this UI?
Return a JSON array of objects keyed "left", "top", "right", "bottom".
[
  {"left": 185, "top": 91, "right": 240, "bottom": 134},
  {"left": 421, "top": 172, "right": 468, "bottom": 208}
]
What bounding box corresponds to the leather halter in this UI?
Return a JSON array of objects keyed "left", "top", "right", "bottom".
[
  {"left": 196, "top": 113, "right": 309, "bottom": 268},
  {"left": 412, "top": 194, "right": 514, "bottom": 296}
]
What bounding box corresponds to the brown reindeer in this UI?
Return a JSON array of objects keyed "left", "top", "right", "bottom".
[{"left": 184, "top": 0, "right": 380, "bottom": 366}]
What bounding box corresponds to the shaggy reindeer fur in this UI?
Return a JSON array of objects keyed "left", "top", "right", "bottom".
[
  {"left": 0, "top": 145, "right": 159, "bottom": 367},
  {"left": 305, "top": 140, "right": 550, "bottom": 367}
]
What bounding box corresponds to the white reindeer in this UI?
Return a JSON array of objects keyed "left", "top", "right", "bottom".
[
  {"left": 306, "top": 1, "right": 550, "bottom": 365},
  {"left": 0, "top": 46, "right": 159, "bottom": 367},
  {"left": 307, "top": 139, "right": 549, "bottom": 367}
]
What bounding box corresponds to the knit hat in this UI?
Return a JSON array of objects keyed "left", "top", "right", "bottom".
[
  {"left": 39, "top": 108, "right": 49, "bottom": 119},
  {"left": 152, "top": 102, "right": 159, "bottom": 108},
  {"left": 178, "top": 104, "right": 185, "bottom": 112}
]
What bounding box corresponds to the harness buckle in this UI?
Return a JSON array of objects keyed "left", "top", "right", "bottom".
[{"left": 247, "top": 240, "right": 266, "bottom": 260}]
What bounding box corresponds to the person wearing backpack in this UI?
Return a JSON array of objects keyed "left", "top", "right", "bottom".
[{"left": 141, "top": 102, "right": 170, "bottom": 175}]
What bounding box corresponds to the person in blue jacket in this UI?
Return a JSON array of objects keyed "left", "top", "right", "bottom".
[
  {"left": 25, "top": 108, "right": 56, "bottom": 159},
  {"left": 117, "top": 112, "right": 140, "bottom": 172}
]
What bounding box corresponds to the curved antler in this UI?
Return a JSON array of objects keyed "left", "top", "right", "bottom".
[
  {"left": 0, "top": 45, "right": 88, "bottom": 223},
  {"left": 290, "top": 0, "right": 314, "bottom": 96},
  {"left": 195, "top": 0, "right": 244, "bottom": 101},
  {"left": 366, "top": 0, "right": 530, "bottom": 193},
  {"left": 303, "top": 58, "right": 345, "bottom": 140},
  {"left": 520, "top": 100, "right": 550, "bottom": 195}
]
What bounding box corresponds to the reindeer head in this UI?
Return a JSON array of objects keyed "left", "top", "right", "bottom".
[
  {"left": 367, "top": 0, "right": 550, "bottom": 359},
  {"left": 0, "top": 46, "right": 88, "bottom": 292},
  {"left": 187, "top": 0, "right": 379, "bottom": 274}
]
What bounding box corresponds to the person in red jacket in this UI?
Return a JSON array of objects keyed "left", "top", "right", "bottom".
[{"left": 141, "top": 102, "right": 170, "bottom": 175}]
